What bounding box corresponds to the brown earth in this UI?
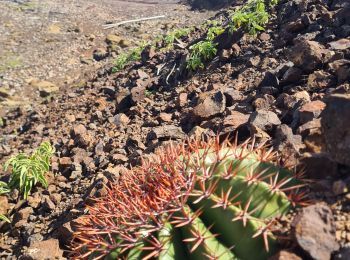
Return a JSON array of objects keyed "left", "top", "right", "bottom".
[{"left": 0, "top": 0, "right": 214, "bottom": 112}]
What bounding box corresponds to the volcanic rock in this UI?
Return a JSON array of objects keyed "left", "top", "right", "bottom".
[
  {"left": 288, "top": 40, "right": 326, "bottom": 72},
  {"left": 248, "top": 110, "right": 281, "bottom": 133},
  {"left": 192, "top": 91, "right": 226, "bottom": 119},
  {"left": 22, "top": 239, "right": 63, "bottom": 259},
  {"left": 291, "top": 203, "right": 339, "bottom": 260},
  {"left": 321, "top": 94, "right": 350, "bottom": 166}
]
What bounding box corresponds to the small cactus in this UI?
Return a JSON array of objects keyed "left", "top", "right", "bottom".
[{"left": 73, "top": 137, "right": 305, "bottom": 259}]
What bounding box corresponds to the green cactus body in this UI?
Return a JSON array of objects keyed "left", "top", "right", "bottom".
[{"left": 74, "top": 138, "right": 304, "bottom": 260}]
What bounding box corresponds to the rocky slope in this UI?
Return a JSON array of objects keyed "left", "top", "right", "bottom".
[{"left": 0, "top": 0, "right": 350, "bottom": 259}]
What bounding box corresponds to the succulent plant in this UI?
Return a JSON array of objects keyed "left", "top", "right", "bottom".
[{"left": 73, "top": 137, "right": 305, "bottom": 259}]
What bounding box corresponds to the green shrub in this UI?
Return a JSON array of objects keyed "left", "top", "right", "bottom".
[
  {"left": 4, "top": 141, "right": 55, "bottom": 199},
  {"left": 112, "top": 43, "right": 148, "bottom": 73},
  {"left": 230, "top": 0, "right": 270, "bottom": 35},
  {"left": 187, "top": 40, "right": 218, "bottom": 70},
  {"left": 165, "top": 28, "right": 193, "bottom": 47}
]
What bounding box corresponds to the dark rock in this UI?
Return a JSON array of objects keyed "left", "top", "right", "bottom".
[
  {"left": 56, "top": 222, "right": 74, "bottom": 245},
  {"left": 101, "top": 86, "right": 116, "bottom": 97},
  {"left": 252, "top": 94, "right": 275, "bottom": 110},
  {"left": 131, "top": 85, "right": 146, "bottom": 104},
  {"left": 274, "top": 124, "right": 304, "bottom": 166},
  {"left": 192, "top": 91, "right": 226, "bottom": 119},
  {"left": 93, "top": 48, "right": 108, "bottom": 61},
  {"left": 284, "top": 19, "right": 306, "bottom": 33},
  {"left": 328, "top": 59, "right": 350, "bottom": 83},
  {"left": 224, "top": 88, "right": 244, "bottom": 107},
  {"left": 301, "top": 153, "right": 338, "bottom": 180},
  {"left": 115, "top": 88, "right": 132, "bottom": 112},
  {"left": 334, "top": 245, "right": 350, "bottom": 260},
  {"left": 288, "top": 40, "right": 326, "bottom": 72},
  {"left": 248, "top": 110, "right": 281, "bottom": 133},
  {"left": 298, "top": 119, "right": 326, "bottom": 153},
  {"left": 306, "top": 70, "right": 336, "bottom": 90},
  {"left": 42, "top": 196, "right": 55, "bottom": 211},
  {"left": 321, "top": 94, "right": 350, "bottom": 166},
  {"left": 71, "top": 124, "right": 92, "bottom": 147},
  {"left": 148, "top": 125, "right": 185, "bottom": 140},
  {"left": 13, "top": 207, "right": 33, "bottom": 227},
  {"left": 281, "top": 67, "right": 303, "bottom": 84},
  {"left": 189, "top": 0, "right": 233, "bottom": 10},
  {"left": 291, "top": 203, "right": 339, "bottom": 260},
  {"left": 274, "top": 124, "right": 304, "bottom": 152},
  {"left": 259, "top": 71, "right": 279, "bottom": 88}
]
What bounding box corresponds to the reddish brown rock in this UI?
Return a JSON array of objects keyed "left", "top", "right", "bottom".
[
  {"left": 224, "top": 111, "right": 249, "bottom": 129},
  {"left": 0, "top": 196, "right": 9, "bottom": 215},
  {"left": 253, "top": 94, "right": 275, "bottom": 110},
  {"left": 22, "top": 239, "right": 63, "bottom": 259},
  {"left": 269, "top": 250, "right": 302, "bottom": 260},
  {"left": 159, "top": 113, "right": 172, "bottom": 122},
  {"left": 298, "top": 119, "right": 326, "bottom": 153},
  {"left": 307, "top": 70, "right": 336, "bottom": 90},
  {"left": 192, "top": 91, "right": 226, "bottom": 119},
  {"left": 71, "top": 124, "right": 93, "bottom": 147},
  {"left": 328, "top": 59, "right": 350, "bottom": 83},
  {"left": 288, "top": 40, "right": 326, "bottom": 72},
  {"left": 298, "top": 100, "right": 326, "bottom": 124},
  {"left": 178, "top": 92, "right": 188, "bottom": 107},
  {"left": 59, "top": 157, "right": 72, "bottom": 167}
]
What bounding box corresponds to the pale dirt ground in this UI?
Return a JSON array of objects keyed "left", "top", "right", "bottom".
[{"left": 0, "top": 0, "right": 214, "bottom": 113}]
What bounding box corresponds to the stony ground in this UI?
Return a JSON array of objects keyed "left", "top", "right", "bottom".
[
  {"left": 0, "top": 0, "right": 214, "bottom": 112},
  {"left": 0, "top": 0, "right": 350, "bottom": 259}
]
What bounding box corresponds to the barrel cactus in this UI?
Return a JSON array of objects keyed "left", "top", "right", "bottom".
[{"left": 73, "top": 137, "right": 305, "bottom": 259}]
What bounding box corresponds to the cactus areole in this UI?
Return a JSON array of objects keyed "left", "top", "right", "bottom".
[{"left": 73, "top": 137, "right": 304, "bottom": 260}]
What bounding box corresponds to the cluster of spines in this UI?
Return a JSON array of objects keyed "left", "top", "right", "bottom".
[{"left": 73, "top": 137, "right": 305, "bottom": 260}]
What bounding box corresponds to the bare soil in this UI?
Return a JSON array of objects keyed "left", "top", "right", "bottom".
[{"left": 0, "top": 0, "right": 214, "bottom": 112}]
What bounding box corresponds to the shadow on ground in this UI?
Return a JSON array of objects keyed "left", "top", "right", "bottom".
[{"left": 187, "top": 0, "right": 236, "bottom": 10}]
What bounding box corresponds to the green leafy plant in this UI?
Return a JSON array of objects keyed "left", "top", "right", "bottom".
[
  {"left": 230, "top": 0, "right": 270, "bottom": 35},
  {"left": 112, "top": 43, "right": 148, "bottom": 73},
  {"left": 0, "top": 181, "right": 10, "bottom": 223},
  {"left": 73, "top": 137, "right": 305, "bottom": 259},
  {"left": 165, "top": 28, "right": 193, "bottom": 47},
  {"left": 187, "top": 40, "right": 218, "bottom": 70},
  {"left": 206, "top": 26, "right": 225, "bottom": 41},
  {"left": 4, "top": 141, "right": 55, "bottom": 199}
]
